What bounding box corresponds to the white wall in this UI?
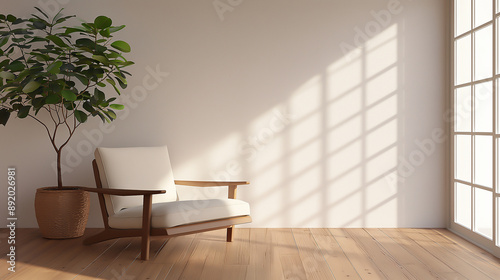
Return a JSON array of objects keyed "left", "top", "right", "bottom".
[{"left": 0, "top": 0, "right": 448, "bottom": 228}]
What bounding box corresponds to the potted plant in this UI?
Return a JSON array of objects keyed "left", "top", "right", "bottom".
[{"left": 0, "top": 8, "right": 134, "bottom": 238}]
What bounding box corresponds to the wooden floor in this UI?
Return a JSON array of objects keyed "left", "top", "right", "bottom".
[{"left": 0, "top": 228, "right": 499, "bottom": 280}]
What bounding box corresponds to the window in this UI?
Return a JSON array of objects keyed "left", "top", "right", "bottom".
[{"left": 452, "top": 0, "right": 500, "bottom": 256}]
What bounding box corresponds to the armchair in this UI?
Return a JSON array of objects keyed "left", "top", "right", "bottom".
[{"left": 82, "top": 146, "right": 251, "bottom": 260}]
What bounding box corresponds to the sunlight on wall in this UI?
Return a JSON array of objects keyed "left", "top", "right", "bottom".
[{"left": 175, "top": 24, "right": 400, "bottom": 227}]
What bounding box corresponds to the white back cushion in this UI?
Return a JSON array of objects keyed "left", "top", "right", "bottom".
[{"left": 95, "top": 146, "right": 177, "bottom": 215}]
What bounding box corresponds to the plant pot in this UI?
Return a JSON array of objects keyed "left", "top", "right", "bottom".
[{"left": 35, "top": 187, "right": 90, "bottom": 239}]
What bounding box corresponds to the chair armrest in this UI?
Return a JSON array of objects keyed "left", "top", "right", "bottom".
[
  {"left": 80, "top": 187, "right": 166, "bottom": 196},
  {"left": 174, "top": 180, "right": 249, "bottom": 199},
  {"left": 174, "top": 180, "right": 249, "bottom": 187}
]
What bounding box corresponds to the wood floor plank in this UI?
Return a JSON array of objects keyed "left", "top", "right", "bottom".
[
  {"left": 0, "top": 229, "right": 39, "bottom": 255},
  {"left": 3, "top": 235, "right": 97, "bottom": 280},
  {"left": 417, "top": 229, "right": 500, "bottom": 280},
  {"left": 153, "top": 236, "right": 197, "bottom": 280},
  {"left": 365, "top": 229, "right": 443, "bottom": 280},
  {"left": 245, "top": 228, "right": 284, "bottom": 280},
  {"left": 398, "top": 229, "right": 492, "bottom": 280},
  {"left": 95, "top": 237, "right": 142, "bottom": 280},
  {"left": 162, "top": 233, "right": 201, "bottom": 280},
  {"left": 224, "top": 228, "right": 250, "bottom": 265},
  {"left": 199, "top": 235, "right": 227, "bottom": 280},
  {"left": 73, "top": 238, "right": 133, "bottom": 279},
  {"left": 292, "top": 228, "right": 334, "bottom": 279},
  {"left": 434, "top": 229, "right": 500, "bottom": 266},
  {"left": 279, "top": 254, "right": 307, "bottom": 280},
  {"left": 330, "top": 228, "right": 387, "bottom": 279},
  {"left": 382, "top": 229, "right": 468, "bottom": 280},
  {"left": 310, "top": 228, "right": 361, "bottom": 280},
  {"left": 0, "top": 230, "right": 56, "bottom": 278},
  {"left": 120, "top": 239, "right": 167, "bottom": 280},
  {"left": 1, "top": 228, "right": 498, "bottom": 280},
  {"left": 344, "top": 228, "right": 415, "bottom": 280}
]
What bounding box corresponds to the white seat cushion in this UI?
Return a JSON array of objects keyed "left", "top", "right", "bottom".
[
  {"left": 108, "top": 199, "right": 250, "bottom": 229},
  {"left": 95, "top": 146, "right": 178, "bottom": 215}
]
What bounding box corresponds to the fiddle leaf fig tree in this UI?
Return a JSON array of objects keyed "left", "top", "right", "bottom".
[{"left": 0, "top": 8, "right": 134, "bottom": 188}]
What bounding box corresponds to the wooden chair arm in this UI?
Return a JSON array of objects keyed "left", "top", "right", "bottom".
[
  {"left": 174, "top": 180, "right": 250, "bottom": 187},
  {"left": 174, "top": 180, "right": 249, "bottom": 199},
  {"left": 80, "top": 187, "right": 166, "bottom": 196}
]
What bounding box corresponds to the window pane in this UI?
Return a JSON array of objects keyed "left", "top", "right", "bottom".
[
  {"left": 474, "top": 81, "right": 493, "bottom": 132},
  {"left": 455, "top": 183, "right": 471, "bottom": 228},
  {"left": 456, "top": 35, "right": 472, "bottom": 85},
  {"left": 495, "top": 197, "right": 500, "bottom": 247},
  {"left": 474, "top": 0, "right": 492, "bottom": 28},
  {"left": 497, "top": 197, "right": 500, "bottom": 247},
  {"left": 474, "top": 135, "right": 493, "bottom": 188},
  {"left": 497, "top": 78, "right": 500, "bottom": 133},
  {"left": 456, "top": 135, "right": 472, "bottom": 182},
  {"left": 474, "top": 188, "right": 493, "bottom": 239},
  {"left": 497, "top": 18, "right": 500, "bottom": 74},
  {"left": 474, "top": 25, "right": 493, "bottom": 81},
  {"left": 455, "top": 86, "right": 472, "bottom": 132},
  {"left": 456, "top": 0, "right": 472, "bottom": 35},
  {"left": 497, "top": 138, "right": 500, "bottom": 193}
]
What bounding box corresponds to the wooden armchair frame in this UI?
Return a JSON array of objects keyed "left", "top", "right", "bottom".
[{"left": 82, "top": 160, "right": 251, "bottom": 260}]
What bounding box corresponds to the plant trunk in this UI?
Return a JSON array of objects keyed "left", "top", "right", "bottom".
[{"left": 57, "top": 149, "right": 63, "bottom": 189}]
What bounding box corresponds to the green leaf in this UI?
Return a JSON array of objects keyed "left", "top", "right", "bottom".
[
  {"left": 34, "top": 53, "right": 50, "bottom": 61},
  {"left": 110, "top": 40, "right": 131, "bottom": 53},
  {"left": 0, "top": 71, "right": 15, "bottom": 80},
  {"left": 0, "top": 59, "right": 9, "bottom": 69},
  {"left": 75, "top": 74, "right": 89, "bottom": 86},
  {"left": 45, "top": 94, "right": 61, "bottom": 104},
  {"left": 75, "top": 38, "right": 95, "bottom": 48},
  {"left": 55, "top": 15, "right": 75, "bottom": 24},
  {"left": 92, "top": 55, "right": 109, "bottom": 64},
  {"left": 32, "top": 20, "right": 46, "bottom": 29},
  {"left": 94, "top": 16, "right": 112, "bottom": 29},
  {"left": 7, "top": 61, "right": 24, "bottom": 72},
  {"left": 0, "top": 36, "right": 9, "bottom": 47},
  {"left": 22, "top": 80, "right": 41, "bottom": 93},
  {"left": 81, "top": 23, "right": 95, "bottom": 32},
  {"left": 107, "top": 51, "right": 121, "bottom": 58},
  {"left": 6, "top": 15, "right": 17, "bottom": 23},
  {"left": 106, "top": 78, "right": 116, "bottom": 86},
  {"left": 47, "top": 61, "right": 63, "bottom": 74},
  {"left": 105, "top": 109, "right": 116, "bottom": 120},
  {"left": 99, "top": 28, "right": 111, "bottom": 38},
  {"left": 61, "top": 89, "right": 77, "bottom": 101},
  {"left": 17, "top": 106, "right": 30, "bottom": 118},
  {"left": 0, "top": 109, "right": 10, "bottom": 125},
  {"left": 32, "top": 97, "right": 45, "bottom": 108},
  {"left": 46, "top": 35, "right": 68, "bottom": 48},
  {"left": 94, "top": 88, "right": 105, "bottom": 102},
  {"left": 83, "top": 101, "right": 94, "bottom": 113},
  {"left": 34, "top": 7, "right": 49, "bottom": 19},
  {"left": 15, "top": 69, "right": 30, "bottom": 82},
  {"left": 110, "top": 104, "right": 124, "bottom": 110},
  {"left": 96, "top": 111, "right": 110, "bottom": 123},
  {"left": 74, "top": 110, "right": 88, "bottom": 123},
  {"left": 109, "top": 25, "right": 125, "bottom": 33},
  {"left": 64, "top": 26, "right": 88, "bottom": 35}
]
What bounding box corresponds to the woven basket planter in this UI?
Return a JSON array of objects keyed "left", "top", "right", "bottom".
[{"left": 35, "top": 187, "right": 90, "bottom": 239}]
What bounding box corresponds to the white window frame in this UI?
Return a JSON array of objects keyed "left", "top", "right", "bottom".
[{"left": 450, "top": 0, "right": 500, "bottom": 257}]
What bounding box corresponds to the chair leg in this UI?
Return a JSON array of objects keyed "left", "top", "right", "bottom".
[
  {"left": 141, "top": 194, "right": 153, "bottom": 260},
  {"left": 141, "top": 235, "right": 150, "bottom": 260},
  {"left": 226, "top": 226, "right": 234, "bottom": 242}
]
